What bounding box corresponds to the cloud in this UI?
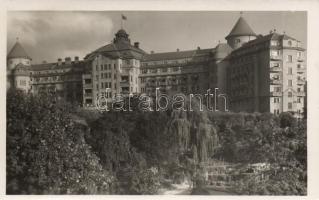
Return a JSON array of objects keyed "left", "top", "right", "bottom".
[{"left": 7, "top": 11, "right": 114, "bottom": 63}]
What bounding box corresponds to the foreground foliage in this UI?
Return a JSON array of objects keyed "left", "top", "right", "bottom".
[{"left": 7, "top": 90, "right": 113, "bottom": 194}]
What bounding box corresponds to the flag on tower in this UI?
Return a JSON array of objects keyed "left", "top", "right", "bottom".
[{"left": 122, "top": 14, "right": 127, "bottom": 20}]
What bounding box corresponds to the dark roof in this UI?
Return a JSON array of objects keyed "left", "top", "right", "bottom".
[
  {"left": 143, "top": 48, "right": 214, "bottom": 62},
  {"left": 7, "top": 42, "right": 31, "bottom": 60},
  {"left": 226, "top": 16, "right": 256, "bottom": 39},
  {"left": 231, "top": 32, "right": 305, "bottom": 54},
  {"left": 85, "top": 42, "right": 146, "bottom": 60},
  {"left": 85, "top": 29, "right": 146, "bottom": 60},
  {"left": 240, "top": 32, "right": 303, "bottom": 50},
  {"left": 31, "top": 60, "right": 86, "bottom": 71}
]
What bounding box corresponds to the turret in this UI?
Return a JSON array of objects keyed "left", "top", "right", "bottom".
[
  {"left": 225, "top": 16, "right": 257, "bottom": 49},
  {"left": 7, "top": 39, "right": 32, "bottom": 91}
]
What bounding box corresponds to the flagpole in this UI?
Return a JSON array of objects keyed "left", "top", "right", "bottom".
[{"left": 121, "top": 16, "right": 123, "bottom": 29}]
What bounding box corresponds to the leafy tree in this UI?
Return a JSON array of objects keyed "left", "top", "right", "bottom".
[{"left": 6, "top": 89, "right": 113, "bottom": 194}]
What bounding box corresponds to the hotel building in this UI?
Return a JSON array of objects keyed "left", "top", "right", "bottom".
[{"left": 7, "top": 15, "right": 306, "bottom": 117}]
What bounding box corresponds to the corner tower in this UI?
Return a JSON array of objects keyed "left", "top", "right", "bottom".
[
  {"left": 7, "top": 39, "right": 32, "bottom": 91},
  {"left": 7, "top": 39, "right": 32, "bottom": 70},
  {"left": 225, "top": 16, "right": 257, "bottom": 49}
]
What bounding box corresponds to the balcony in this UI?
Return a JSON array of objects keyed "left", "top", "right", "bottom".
[
  {"left": 120, "top": 81, "right": 129, "bottom": 87},
  {"left": 296, "top": 91, "right": 306, "bottom": 96},
  {"left": 297, "top": 57, "right": 304, "bottom": 62},
  {"left": 270, "top": 55, "right": 281, "bottom": 60},
  {"left": 270, "top": 79, "right": 281, "bottom": 85},
  {"left": 270, "top": 91, "right": 281, "bottom": 96},
  {"left": 270, "top": 67, "right": 281, "bottom": 72},
  {"left": 297, "top": 79, "right": 306, "bottom": 85},
  {"left": 297, "top": 67, "right": 306, "bottom": 73},
  {"left": 84, "top": 93, "right": 93, "bottom": 97},
  {"left": 83, "top": 83, "right": 93, "bottom": 88}
]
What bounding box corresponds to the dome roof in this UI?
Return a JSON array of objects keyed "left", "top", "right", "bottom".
[
  {"left": 117, "top": 29, "right": 127, "bottom": 35},
  {"left": 225, "top": 16, "right": 256, "bottom": 39},
  {"left": 7, "top": 41, "right": 31, "bottom": 60},
  {"left": 114, "top": 29, "right": 130, "bottom": 44}
]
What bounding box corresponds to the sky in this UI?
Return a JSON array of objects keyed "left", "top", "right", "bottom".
[{"left": 7, "top": 11, "right": 307, "bottom": 64}]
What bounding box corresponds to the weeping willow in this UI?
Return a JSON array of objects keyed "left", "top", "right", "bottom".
[{"left": 166, "top": 108, "right": 219, "bottom": 163}]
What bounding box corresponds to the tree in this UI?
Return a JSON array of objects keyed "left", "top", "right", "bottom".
[{"left": 6, "top": 89, "right": 113, "bottom": 194}]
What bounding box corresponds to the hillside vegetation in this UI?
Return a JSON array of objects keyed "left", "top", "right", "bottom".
[{"left": 7, "top": 90, "right": 306, "bottom": 195}]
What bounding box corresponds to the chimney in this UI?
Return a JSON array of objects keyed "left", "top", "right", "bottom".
[
  {"left": 57, "top": 58, "right": 62, "bottom": 66},
  {"left": 65, "top": 57, "right": 71, "bottom": 65},
  {"left": 42, "top": 60, "right": 47, "bottom": 64},
  {"left": 151, "top": 51, "right": 154, "bottom": 54},
  {"left": 134, "top": 42, "right": 140, "bottom": 48},
  {"left": 177, "top": 48, "right": 180, "bottom": 52},
  {"left": 197, "top": 46, "right": 200, "bottom": 50},
  {"left": 74, "top": 56, "right": 79, "bottom": 63}
]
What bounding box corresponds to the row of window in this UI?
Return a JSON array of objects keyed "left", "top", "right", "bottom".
[
  {"left": 142, "top": 58, "right": 190, "bottom": 67},
  {"left": 271, "top": 40, "right": 301, "bottom": 47},
  {"left": 273, "top": 87, "right": 304, "bottom": 94},
  {"left": 97, "top": 83, "right": 116, "bottom": 90},
  {"left": 96, "top": 63, "right": 116, "bottom": 71},
  {"left": 273, "top": 96, "right": 302, "bottom": 103},
  {"left": 101, "top": 82, "right": 112, "bottom": 89},
  {"left": 271, "top": 51, "right": 303, "bottom": 61},
  {"left": 32, "top": 75, "right": 80, "bottom": 82},
  {"left": 141, "top": 67, "right": 180, "bottom": 74}
]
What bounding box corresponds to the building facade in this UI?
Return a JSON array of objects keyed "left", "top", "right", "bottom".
[{"left": 7, "top": 15, "right": 307, "bottom": 117}]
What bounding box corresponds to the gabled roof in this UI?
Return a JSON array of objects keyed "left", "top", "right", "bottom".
[
  {"left": 7, "top": 41, "right": 31, "bottom": 60},
  {"left": 226, "top": 16, "right": 256, "bottom": 39}
]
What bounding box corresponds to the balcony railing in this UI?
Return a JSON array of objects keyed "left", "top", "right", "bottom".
[
  {"left": 297, "top": 79, "right": 306, "bottom": 85},
  {"left": 296, "top": 91, "right": 306, "bottom": 96},
  {"left": 297, "top": 67, "right": 306, "bottom": 72},
  {"left": 297, "top": 57, "right": 304, "bottom": 62},
  {"left": 270, "top": 91, "right": 281, "bottom": 96},
  {"left": 270, "top": 55, "right": 281, "bottom": 60},
  {"left": 120, "top": 81, "right": 129, "bottom": 87},
  {"left": 84, "top": 93, "right": 93, "bottom": 97},
  {"left": 269, "top": 67, "right": 281, "bottom": 72},
  {"left": 270, "top": 79, "right": 281, "bottom": 85},
  {"left": 83, "top": 83, "right": 93, "bottom": 88}
]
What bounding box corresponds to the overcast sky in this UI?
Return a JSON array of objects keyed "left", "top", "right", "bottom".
[{"left": 7, "top": 11, "right": 307, "bottom": 64}]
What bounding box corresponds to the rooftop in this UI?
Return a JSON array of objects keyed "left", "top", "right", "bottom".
[
  {"left": 225, "top": 16, "right": 256, "bottom": 39},
  {"left": 85, "top": 29, "right": 146, "bottom": 60},
  {"left": 142, "top": 48, "right": 215, "bottom": 62},
  {"left": 7, "top": 41, "right": 32, "bottom": 60}
]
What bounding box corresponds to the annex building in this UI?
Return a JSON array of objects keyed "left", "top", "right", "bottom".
[{"left": 7, "top": 16, "right": 307, "bottom": 117}]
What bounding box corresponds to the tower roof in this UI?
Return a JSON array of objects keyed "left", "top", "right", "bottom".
[
  {"left": 114, "top": 29, "right": 130, "bottom": 44},
  {"left": 225, "top": 16, "right": 256, "bottom": 39},
  {"left": 7, "top": 41, "right": 31, "bottom": 60}
]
